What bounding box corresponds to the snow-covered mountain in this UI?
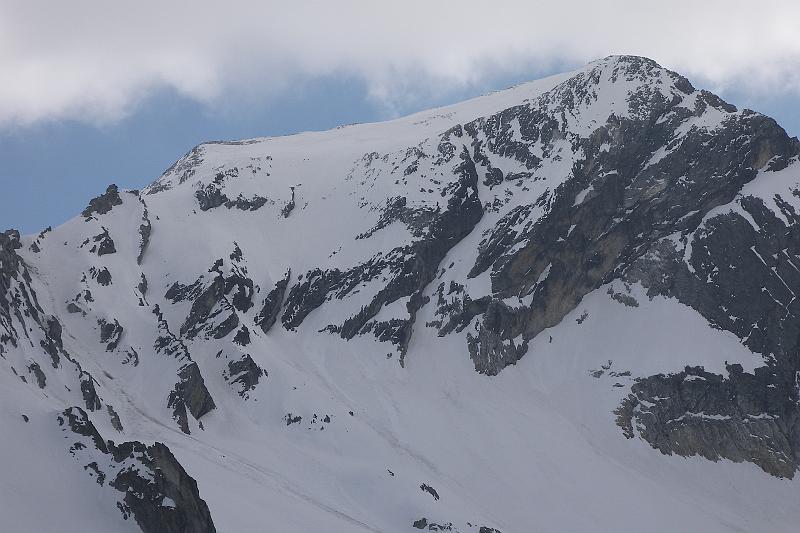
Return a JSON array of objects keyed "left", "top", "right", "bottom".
[{"left": 3, "top": 55, "right": 800, "bottom": 532}]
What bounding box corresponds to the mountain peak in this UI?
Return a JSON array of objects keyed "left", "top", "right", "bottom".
[
  {"left": 144, "top": 56, "right": 708, "bottom": 199},
  {"left": 585, "top": 54, "right": 689, "bottom": 85},
  {"left": 4, "top": 58, "right": 800, "bottom": 532}
]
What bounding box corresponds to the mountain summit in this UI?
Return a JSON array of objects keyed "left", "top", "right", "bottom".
[{"left": 3, "top": 55, "right": 800, "bottom": 532}]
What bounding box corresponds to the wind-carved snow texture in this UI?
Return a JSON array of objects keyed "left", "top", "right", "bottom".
[{"left": 3, "top": 56, "right": 800, "bottom": 532}]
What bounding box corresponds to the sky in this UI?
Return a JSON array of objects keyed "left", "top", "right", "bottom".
[{"left": 2, "top": 1, "right": 799, "bottom": 234}]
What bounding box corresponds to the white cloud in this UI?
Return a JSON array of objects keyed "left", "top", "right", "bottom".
[{"left": 2, "top": 0, "right": 799, "bottom": 126}]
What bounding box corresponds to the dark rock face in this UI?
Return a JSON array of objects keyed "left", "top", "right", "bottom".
[
  {"left": 281, "top": 268, "right": 343, "bottom": 331},
  {"left": 137, "top": 199, "right": 152, "bottom": 265},
  {"left": 58, "top": 407, "right": 216, "bottom": 533},
  {"left": 1, "top": 230, "right": 28, "bottom": 349},
  {"left": 168, "top": 362, "right": 216, "bottom": 434},
  {"left": 412, "top": 517, "right": 453, "bottom": 531},
  {"left": 60, "top": 406, "right": 108, "bottom": 452},
  {"left": 2, "top": 233, "right": 111, "bottom": 421},
  {"left": 413, "top": 518, "right": 429, "bottom": 529},
  {"left": 195, "top": 184, "right": 228, "bottom": 211},
  {"left": 138, "top": 273, "right": 148, "bottom": 298},
  {"left": 270, "top": 57, "right": 798, "bottom": 379},
  {"left": 165, "top": 280, "right": 203, "bottom": 304},
  {"left": 193, "top": 168, "right": 271, "bottom": 212},
  {"left": 225, "top": 354, "right": 265, "bottom": 397},
  {"left": 255, "top": 270, "right": 290, "bottom": 334},
  {"left": 356, "top": 196, "right": 437, "bottom": 241},
  {"left": 27, "top": 362, "right": 46, "bottom": 388},
  {"left": 92, "top": 228, "right": 117, "bottom": 256},
  {"left": 281, "top": 186, "right": 296, "bottom": 218},
  {"left": 226, "top": 194, "right": 270, "bottom": 211},
  {"left": 153, "top": 305, "right": 218, "bottom": 433},
  {"left": 616, "top": 364, "right": 800, "bottom": 478},
  {"left": 211, "top": 313, "right": 239, "bottom": 339},
  {"left": 282, "top": 145, "right": 482, "bottom": 364},
  {"left": 232, "top": 325, "right": 250, "bottom": 346},
  {"left": 466, "top": 300, "right": 528, "bottom": 375},
  {"left": 420, "top": 483, "right": 440, "bottom": 501},
  {"left": 178, "top": 362, "right": 217, "bottom": 420},
  {"left": 107, "top": 404, "right": 124, "bottom": 431},
  {"left": 613, "top": 178, "right": 800, "bottom": 476},
  {"left": 427, "top": 281, "right": 489, "bottom": 337},
  {"left": 626, "top": 197, "right": 800, "bottom": 365},
  {"left": 82, "top": 185, "right": 123, "bottom": 219},
  {"left": 99, "top": 318, "right": 124, "bottom": 350},
  {"left": 460, "top": 78, "right": 798, "bottom": 374},
  {"left": 95, "top": 267, "right": 112, "bottom": 286},
  {"left": 0, "top": 228, "right": 22, "bottom": 266},
  {"left": 175, "top": 257, "right": 254, "bottom": 341},
  {"left": 195, "top": 171, "right": 232, "bottom": 210},
  {"left": 158, "top": 145, "right": 205, "bottom": 189},
  {"left": 80, "top": 371, "right": 102, "bottom": 411},
  {"left": 153, "top": 305, "right": 192, "bottom": 362},
  {"left": 330, "top": 56, "right": 800, "bottom": 479},
  {"left": 116, "top": 442, "right": 217, "bottom": 533},
  {"left": 40, "top": 316, "right": 63, "bottom": 367}
]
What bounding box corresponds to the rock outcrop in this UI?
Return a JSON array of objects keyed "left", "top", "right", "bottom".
[{"left": 59, "top": 407, "right": 216, "bottom": 532}]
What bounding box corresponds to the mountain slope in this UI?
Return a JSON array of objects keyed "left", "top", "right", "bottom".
[{"left": 3, "top": 55, "right": 800, "bottom": 532}]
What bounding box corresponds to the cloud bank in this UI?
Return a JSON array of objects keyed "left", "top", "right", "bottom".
[{"left": 2, "top": 1, "right": 799, "bottom": 126}]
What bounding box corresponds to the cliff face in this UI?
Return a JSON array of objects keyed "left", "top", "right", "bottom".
[{"left": 3, "top": 56, "right": 800, "bottom": 532}]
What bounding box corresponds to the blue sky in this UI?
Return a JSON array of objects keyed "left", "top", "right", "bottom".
[{"left": 2, "top": 2, "right": 799, "bottom": 234}]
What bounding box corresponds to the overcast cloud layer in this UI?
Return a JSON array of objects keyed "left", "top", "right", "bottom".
[{"left": 2, "top": 1, "right": 799, "bottom": 126}]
